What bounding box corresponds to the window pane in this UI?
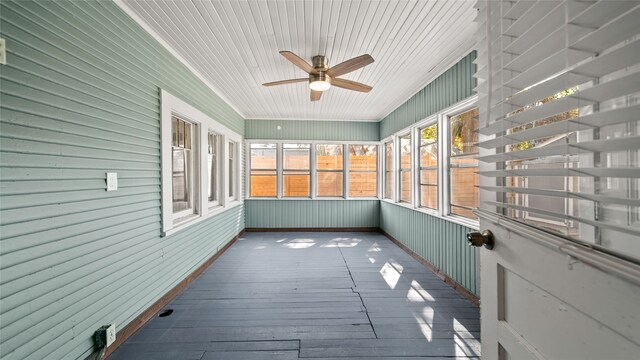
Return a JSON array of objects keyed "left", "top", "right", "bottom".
[
  {"left": 384, "top": 142, "right": 393, "bottom": 199},
  {"left": 251, "top": 144, "right": 277, "bottom": 169},
  {"left": 208, "top": 133, "right": 218, "bottom": 202},
  {"left": 349, "top": 145, "right": 377, "bottom": 171},
  {"left": 317, "top": 171, "right": 343, "bottom": 197},
  {"left": 400, "top": 170, "right": 411, "bottom": 203},
  {"left": 172, "top": 117, "right": 178, "bottom": 146},
  {"left": 449, "top": 108, "right": 479, "bottom": 219},
  {"left": 450, "top": 157, "right": 478, "bottom": 219},
  {"left": 350, "top": 172, "right": 377, "bottom": 197},
  {"left": 316, "top": 144, "right": 343, "bottom": 170},
  {"left": 385, "top": 170, "right": 393, "bottom": 199},
  {"left": 250, "top": 170, "right": 276, "bottom": 197},
  {"left": 250, "top": 143, "right": 276, "bottom": 197},
  {"left": 349, "top": 145, "right": 377, "bottom": 197},
  {"left": 284, "top": 144, "right": 310, "bottom": 170},
  {"left": 284, "top": 172, "right": 310, "bottom": 197},
  {"left": 228, "top": 142, "right": 235, "bottom": 197},
  {"left": 420, "top": 136, "right": 438, "bottom": 168},
  {"left": 400, "top": 135, "right": 411, "bottom": 169},
  {"left": 420, "top": 185, "right": 437, "bottom": 210},
  {"left": 450, "top": 108, "right": 478, "bottom": 156}
]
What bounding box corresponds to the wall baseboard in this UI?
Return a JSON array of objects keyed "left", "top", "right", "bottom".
[
  {"left": 104, "top": 230, "right": 245, "bottom": 359},
  {"left": 380, "top": 229, "right": 480, "bottom": 307},
  {"left": 244, "top": 227, "right": 380, "bottom": 232}
]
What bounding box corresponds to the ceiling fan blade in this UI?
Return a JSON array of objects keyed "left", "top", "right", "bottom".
[
  {"left": 263, "top": 78, "right": 308, "bottom": 87},
  {"left": 310, "top": 90, "right": 322, "bottom": 101},
  {"left": 280, "top": 51, "right": 315, "bottom": 74},
  {"left": 327, "top": 54, "right": 374, "bottom": 77},
  {"left": 331, "top": 78, "right": 373, "bottom": 93}
]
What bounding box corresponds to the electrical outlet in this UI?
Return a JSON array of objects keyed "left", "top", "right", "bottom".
[
  {"left": 105, "top": 324, "right": 116, "bottom": 347},
  {"left": 0, "top": 38, "right": 6, "bottom": 65},
  {"left": 94, "top": 324, "right": 116, "bottom": 348},
  {"left": 106, "top": 172, "right": 118, "bottom": 191}
]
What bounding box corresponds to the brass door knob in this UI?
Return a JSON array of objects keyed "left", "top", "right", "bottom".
[{"left": 467, "top": 230, "right": 495, "bottom": 250}]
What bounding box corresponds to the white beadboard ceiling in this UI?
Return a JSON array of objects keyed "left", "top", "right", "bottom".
[{"left": 120, "top": 0, "right": 477, "bottom": 121}]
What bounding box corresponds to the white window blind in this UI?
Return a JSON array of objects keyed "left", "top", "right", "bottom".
[{"left": 475, "top": 0, "right": 640, "bottom": 261}]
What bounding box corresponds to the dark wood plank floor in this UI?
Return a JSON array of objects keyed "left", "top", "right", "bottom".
[{"left": 109, "top": 232, "right": 480, "bottom": 359}]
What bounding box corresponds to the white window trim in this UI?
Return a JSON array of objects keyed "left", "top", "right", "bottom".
[
  {"left": 161, "top": 90, "right": 242, "bottom": 236},
  {"left": 381, "top": 95, "right": 480, "bottom": 230},
  {"left": 245, "top": 140, "right": 380, "bottom": 200},
  {"left": 207, "top": 131, "right": 221, "bottom": 209}
]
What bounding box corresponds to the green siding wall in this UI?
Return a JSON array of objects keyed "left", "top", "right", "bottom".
[
  {"left": 0, "top": 2, "right": 244, "bottom": 360},
  {"left": 380, "top": 52, "right": 476, "bottom": 139},
  {"left": 380, "top": 202, "right": 477, "bottom": 294},
  {"left": 377, "top": 53, "right": 478, "bottom": 295},
  {"left": 245, "top": 200, "right": 379, "bottom": 228},
  {"left": 245, "top": 119, "right": 379, "bottom": 141}
]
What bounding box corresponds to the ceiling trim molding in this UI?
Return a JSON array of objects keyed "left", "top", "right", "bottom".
[
  {"left": 378, "top": 39, "right": 477, "bottom": 121},
  {"left": 113, "top": 0, "right": 246, "bottom": 119},
  {"left": 246, "top": 117, "right": 379, "bottom": 123}
]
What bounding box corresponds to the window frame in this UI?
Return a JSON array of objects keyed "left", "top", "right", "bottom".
[
  {"left": 380, "top": 95, "right": 480, "bottom": 230},
  {"left": 283, "top": 143, "right": 312, "bottom": 198},
  {"left": 398, "top": 133, "right": 412, "bottom": 204},
  {"left": 244, "top": 140, "right": 380, "bottom": 200},
  {"left": 207, "top": 131, "right": 220, "bottom": 207},
  {"left": 248, "top": 143, "right": 278, "bottom": 198},
  {"left": 161, "top": 90, "right": 243, "bottom": 236},
  {"left": 348, "top": 144, "right": 378, "bottom": 198}
]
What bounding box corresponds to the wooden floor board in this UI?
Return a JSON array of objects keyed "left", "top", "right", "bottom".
[{"left": 108, "top": 232, "right": 480, "bottom": 360}]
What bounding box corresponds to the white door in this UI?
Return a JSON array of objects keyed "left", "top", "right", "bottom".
[
  {"left": 474, "top": 1, "right": 640, "bottom": 358},
  {"left": 475, "top": 211, "right": 640, "bottom": 359}
]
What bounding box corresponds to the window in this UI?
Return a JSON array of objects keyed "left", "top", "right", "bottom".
[
  {"left": 161, "top": 90, "right": 243, "bottom": 234},
  {"left": 228, "top": 141, "right": 236, "bottom": 199},
  {"left": 249, "top": 143, "right": 276, "bottom": 197},
  {"left": 207, "top": 132, "right": 219, "bottom": 204},
  {"left": 283, "top": 144, "right": 310, "bottom": 197},
  {"left": 384, "top": 141, "right": 393, "bottom": 199},
  {"left": 316, "top": 144, "right": 343, "bottom": 197},
  {"left": 172, "top": 116, "right": 195, "bottom": 217},
  {"left": 448, "top": 107, "right": 478, "bottom": 219},
  {"left": 419, "top": 123, "right": 438, "bottom": 210},
  {"left": 349, "top": 145, "right": 377, "bottom": 197},
  {"left": 399, "top": 134, "right": 411, "bottom": 203}
]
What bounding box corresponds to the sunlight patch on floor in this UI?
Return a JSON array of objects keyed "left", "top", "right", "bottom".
[
  {"left": 380, "top": 261, "right": 402, "bottom": 289},
  {"left": 283, "top": 238, "right": 315, "bottom": 249},
  {"left": 321, "top": 237, "right": 362, "bottom": 248},
  {"left": 408, "top": 280, "right": 435, "bottom": 302}
]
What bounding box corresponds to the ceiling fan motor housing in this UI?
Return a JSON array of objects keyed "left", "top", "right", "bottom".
[{"left": 312, "top": 55, "right": 329, "bottom": 71}]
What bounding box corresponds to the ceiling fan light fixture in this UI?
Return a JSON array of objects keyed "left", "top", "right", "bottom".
[{"left": 309, "top": 72, "right": 331, "bottom": 92}]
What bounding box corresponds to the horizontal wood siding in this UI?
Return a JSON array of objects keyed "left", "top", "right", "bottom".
[
  {"left": 245, "top": 200, "right": 380, "bottom": 228},
  {"left": 0, "top": 1, "right": 244, "bottom": 360},
  {"left": 245, "top": 119, "right": 379, "bottom": 141},
  {"left": 380, "top": 51, "right": 476, "bottom": 139},
  {"left": 380, "top": 201, "right": 477, "bottom": 295}
]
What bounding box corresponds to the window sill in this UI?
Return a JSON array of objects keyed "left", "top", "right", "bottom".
[
  {"left": 163, "top": 201, "right": 243, "bottom": 237},
  {"left": 381, "top": 199, "right": 479, "bottom": 230}
]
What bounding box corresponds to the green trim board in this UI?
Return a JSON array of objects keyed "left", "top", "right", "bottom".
[
  {"left": 0, "top": 1, "right": 244, "bottom": 359},
  {"left": 245, "top": 200, "right": 380, "bottom": 228},
  {"left": 380, "top": 201, "right": 478, "bottom": 295},
  {"left": 380, "top": 51, "right": 477, "bottom": 139},
  {"left": 245, "top": 119, "right": 379, "bottom": 141}
]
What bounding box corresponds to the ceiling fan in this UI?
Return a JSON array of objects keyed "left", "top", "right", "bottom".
[{"left": 263, "top": 51, "right": 374, "bottom": 101}]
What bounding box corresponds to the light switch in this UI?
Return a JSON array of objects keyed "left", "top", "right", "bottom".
[{"left": 106, "top": 172, "right": 118, "bottom": 191}]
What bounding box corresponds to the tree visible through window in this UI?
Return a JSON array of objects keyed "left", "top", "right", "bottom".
[{"left": 449, "top": 108, "right": 478, "bottom": 219}]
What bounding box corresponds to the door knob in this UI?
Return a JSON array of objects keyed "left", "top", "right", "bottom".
[{"left": 467, "top": 230, "right": 495, "bottom": 250}]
